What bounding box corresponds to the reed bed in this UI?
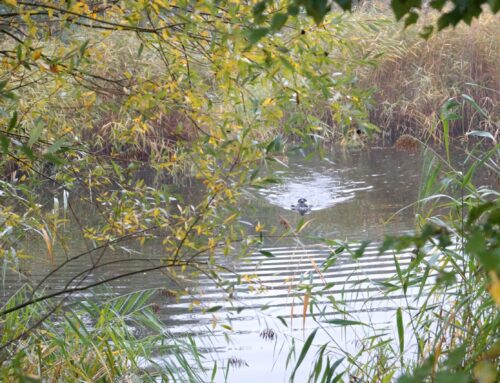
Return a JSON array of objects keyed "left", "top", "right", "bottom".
[{"left": 357, "top": 11, "right": 500, "bottom": 145}]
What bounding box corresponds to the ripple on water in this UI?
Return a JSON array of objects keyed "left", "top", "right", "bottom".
[{"left": 257, "top": 167, "right": 373, "bottom": 211}]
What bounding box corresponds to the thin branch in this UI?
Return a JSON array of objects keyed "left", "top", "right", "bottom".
[{"left": 18, "top": 1, "right": 185, "bottom": 34}]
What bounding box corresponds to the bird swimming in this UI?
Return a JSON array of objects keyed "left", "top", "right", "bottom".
[{"left": 291, "top": 198, "right": 312, "bottom": 215}]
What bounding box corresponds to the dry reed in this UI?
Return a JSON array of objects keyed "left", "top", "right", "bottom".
[{"left": 359, "top": 11, "right": 500, "bottom": 145}]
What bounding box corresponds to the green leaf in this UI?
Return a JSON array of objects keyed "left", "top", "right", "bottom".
[
  {"left": 22, "top": 60, "right": 31, "bottom": 70},
  {"left": 396, "top": 307, "right": 404, "bottom": 356},
  {"left": 0, "top": 90, "right": 16, "bottom": 100},
  {"left": 398, "top": 377, "right": 422, "bottom": 383},
  {"left": 435, "top": 271, "right": 456, "bottom": 287},
  {"left": 266, "top": 136, "right": 282, "bottom": 153},
  {"left": 322, "top": 255, "right": 337, "bottom": 271},
  {"left": 16, "top": 44, "right": 22, "bottom": 62},
  {"left": 444, "top": 345, "right": 466, "bottom": 369},
  {"left": 253, "top": 1, "right": 268, "bottom": 23},
  {"left": 43, "top": 153, "right": 63, "bottom": 165},
  {"left": 334, "top": 245, "right": 345, "bottom": 254},
  {"left": 20, "top": 144, "right": 35, "bottom": 160},
  {"left": 430, "top": 0, "right": 446, "bottom": 11},
  {"left": 137, "top": 43, "right": 144, "bottom": 58},
  {"left": 487, "top": 207, "right": 500, "bottom": 225},
  {"left": 353, "top": 240, "right": 370, "bottom": 259},
  {"left": 207, "top": 305, "right": 223, "bottom": 312},
  {"left": 46, "top": 139, "right": 67, "bottom": 154},
  {"left": 335, "top": 0, "right": 352, "bottom": 11},
  {"left": 79, "top": 39, "right": 90, "bottom": 57},
  {"left": 290, "top": 328, "right": 317, "bottom": 382},
  {"left": 436, "top": 5, "right": 472, "bottom": 30},
  {"left": 111, "top": 160, "right": 124, "bottom": 181},
  {"left": 391, "top": 0, "right": 422, "bottom": 21},
  {"left": 467, "top": 201, "right": 495, "bottom": 226},
  {"left": 462, "top": 94, "right": 488, "bottom": 117},
  {"left": 304, "top": 0, "right": 332, "bottom": 24},
  {"left": 210, "top": 361, "right": 217, "bottom": 383},
  {"left": 271, "top": 13, "right": 288, "bottom": 31},
  {"left": 404, "top": 11, "right": 419, "bottom": 28},
  {"left": 358, "top": 122, "right": 380, "bottom": 135},
  {"left": 259, "top": 250, "right": 274, "bottom": 257},
  {"left": 325, "top": 358, "right": 345, "bottom": 382},
  {"left": 277, "top": 315, "right": 288, "bottom": 327},
  {"left": 287, "top": 4, "right": 300, "bottom": 16},
  {"left": 442, "top": 114, "right": 450, "bottom": 163},
  {"left": 246, "top": 27, "right": 270, "bottom": 44},
  {"left": 0, "top": 133, "right": 9, "bottom": 152},
  {"left": 279, "top": 56, "right": 295, "bottom": 72},
  {"left": 435, "top": 371, "right": 467, "bottom": 383},
  {"left": 465, "top": 231, "right": 486, "bottom": 256},
  {"left": 253, "top": 1, "right": 267, "bottom": 16},
  {"left": 28, "top": 123, "right": 44, "bottom": 147},
  {"left": 324, "top": 319, "right": 368, "bottom": 326},
  {"left": 8, "top": 111, "right": 17, "bottom": 132}
]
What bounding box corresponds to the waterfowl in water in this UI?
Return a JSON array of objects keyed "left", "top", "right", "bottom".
[{"left": 291, "top": 198, "right": 312, "bottom": 216}]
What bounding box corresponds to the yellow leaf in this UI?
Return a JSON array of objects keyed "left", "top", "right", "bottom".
[
  {"left": 262, "top": 97, "right": 273, "bottom": 106},
  {"left": 40, "top": 228, "right": 53, "bottom": 264},
  {"left": 255, "top": 221, "right": 264, "bottom": 233},
  {"left": 4, "top": 0, "right": 16, "bottom": 7},
  {"left": 208, "top": 238, "right": 216, "bottom": 249},
  {"left": 208, "top": 137, "right": 218, "bottom": 146},
  {"left": 488, "top": 271, "right": 500, "bottom": 307},
  {"left": 223, "top": 213, "right": 237, "bottom": 224}
]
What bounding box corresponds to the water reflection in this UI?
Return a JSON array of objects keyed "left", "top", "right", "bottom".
[
  {"left": 259, "top": 166, "right": 372, "bottom": 211},
  {"left": 244, "top": 148, "right": 421, "bottom": 241},
  {"left": 4, "top": 148, "right": 429, "bottom": 382}
]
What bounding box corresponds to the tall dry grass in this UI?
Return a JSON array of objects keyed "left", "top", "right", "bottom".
[{"left": 359, "top": 12, "right": 500, "bottom": 145}]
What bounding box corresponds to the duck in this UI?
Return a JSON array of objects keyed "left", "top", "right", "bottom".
[{"left": 291, "top": 198, "right": 312, "bottom": 216}]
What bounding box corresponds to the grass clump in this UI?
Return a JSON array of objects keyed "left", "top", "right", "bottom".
[{"left": 0, "top": 287, "right": 207, "bottom": 382}]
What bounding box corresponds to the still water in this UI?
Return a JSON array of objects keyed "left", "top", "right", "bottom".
[{"left": 4, "top": 148, "right": 430, "bottom": 381}]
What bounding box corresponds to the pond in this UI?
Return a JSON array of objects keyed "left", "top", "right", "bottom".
[{"left": 3, "top": 148, "right": 431, "bottom": 381}]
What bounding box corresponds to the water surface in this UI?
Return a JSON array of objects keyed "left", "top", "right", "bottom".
[{"left": 3, "top": 148, "right": 430, "bottom": 381}]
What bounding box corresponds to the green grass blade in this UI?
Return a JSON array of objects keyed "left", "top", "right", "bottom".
[
  {"left": 397, "top": 307, "right": 405, "bottom": 366},
  {"left": 290, "top": 328, "right": 317, "bottom": 382}
]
